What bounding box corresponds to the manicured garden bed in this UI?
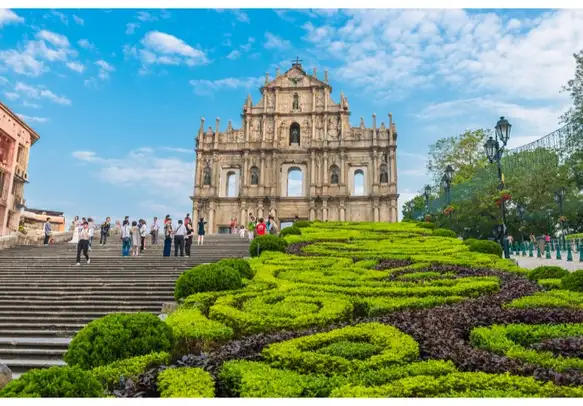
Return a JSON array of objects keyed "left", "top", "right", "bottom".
[{"left": 3, "top": 221, "right": 583, "bottom": 398}]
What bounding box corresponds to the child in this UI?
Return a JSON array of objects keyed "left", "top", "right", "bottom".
[{"left": 239, "top": 225, "right": 246, "bottom": 239}]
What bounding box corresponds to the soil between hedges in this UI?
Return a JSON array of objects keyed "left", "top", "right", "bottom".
[{"left": 115, "top": 241, "right": 583, "bottom": 397}]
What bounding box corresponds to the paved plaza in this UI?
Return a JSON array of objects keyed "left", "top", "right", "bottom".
[{"left": 515, "top": 255, "right": 583, "bottom": 271}]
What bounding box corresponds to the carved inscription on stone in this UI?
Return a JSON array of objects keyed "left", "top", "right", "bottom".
[{"left": 316, "top": 90, "right": 324, "bottom": 107}]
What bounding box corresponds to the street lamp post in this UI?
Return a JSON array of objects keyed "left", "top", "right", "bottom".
[
  {"left": 423, "top": 185, "right": 431, "bottom": 216},
  {"left": 517, "top": 204, "right": 526, "bottom": 243},
  {"left": 484, "top": 116, "right": 512, "bottom": 259},
  {"left": 555, "top": 187, "right": 567, "bottom": 246},
  {"left": 406, "top": 201, "right": 415, "bottom": 220},
  {"left": 441, "top": 164, "right": 455, "bottom": 228}
]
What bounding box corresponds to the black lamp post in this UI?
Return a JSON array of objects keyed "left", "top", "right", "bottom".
[
  {"left": 484, "top": 116, "right": 512, "bottom": 259},
  {"left": 406, "top": 201, "right": 415, "bottom": 220},
  {"left": 423, "top": 185, "right": 431, "bottom": 215},
  {"left": 441, "top": 164, "right": 454, "bottom": 227},
  {"left": 517, "top": 204, "right": 526, "bottom": 243},
  {"left": 555, "top": 187, "right": 567, "bottom": 244}
]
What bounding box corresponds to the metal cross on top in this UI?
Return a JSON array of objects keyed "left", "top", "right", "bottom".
[{"left": 292, "top": 56, "right": 303, "bottom": 65}]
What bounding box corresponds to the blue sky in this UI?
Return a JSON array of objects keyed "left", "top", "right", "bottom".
[{"left": 0, "top": 8, "right": 582, "bottom": 224}]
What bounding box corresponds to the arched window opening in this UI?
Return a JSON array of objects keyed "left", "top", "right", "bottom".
[
  {"left": 289, "top": 122, "right": 301, "bottom": 145},
  {"left": 354, "top": 169, "right": 365, "bottom": 196},
  {"left": 226, "top": 171, "right": 237, "bottom": 197},
  {"left": 250, "top": 166, "right": 260, "bottom": 185},
  {"left": 203, "top": 165, "right": 212, "bottom": 186},
  {"left": 287, "top": 167, "right": 303, "bottom": 197},
  {"left": 379, "top": 164, "right": 389, "bottom": 184},
  {"left": 330, "top": 165, "right": 340, "bottom": 185}
]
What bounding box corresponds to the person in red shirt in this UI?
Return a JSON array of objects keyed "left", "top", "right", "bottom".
[{"left": 255, "top": 218, "right": 267, "bottom": 236}]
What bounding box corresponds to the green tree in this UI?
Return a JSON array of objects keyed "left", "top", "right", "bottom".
[{"left": 560, "top": 50, "right": 583, "bottom": 126}]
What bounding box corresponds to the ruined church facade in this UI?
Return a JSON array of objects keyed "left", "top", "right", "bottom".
[{"left": 191, "top": 61, "right": 399, "bottom": 234}]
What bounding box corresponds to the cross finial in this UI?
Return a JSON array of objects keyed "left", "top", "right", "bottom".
[{"left": 292, "top": 56, "right": 302, "bottom": 66}]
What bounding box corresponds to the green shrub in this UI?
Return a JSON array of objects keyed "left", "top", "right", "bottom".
[
  {"left": 64, "top": 313, "right": 174, "bottom": 370},
  {"left": 469, "top": 240, "right": 503, "bottom": 257},
  {"left": 538, "top": 278, "right": 563, "bottom": 290},
  {"left": 528, "top": 266, "right": 569, "bottom": 281},
  {"left": 470, "top": 323, "right": 583, "bottom": 371},
  {"left": 249, "top": 235, "right": 288, "bottom": 258},
  {"left": 166, "top": 308, "right": 234, "bottom": 352},
  {"left": 174, "top": 263, "right": 243, "bottom": 300},
  {"left": 417, "top": 222, "right": 436, "bottom": 230},
  {"left": 316, "top": 341, "right": 383, "bottom": 360},
  {"left": 566, "top": 233, "right": 583, "bottom": 240},
  {"left": 91, "top": 352, "right": 170, "bottom": 389},
  {"left": 561, "top": 269, "right": 583, "bottom": 292},
  {"left": 157, "top": 367, "right": 215, "bottom": 397},
  {"left": 0, "top": 366, "right": 104, "bottom": 397},
  {"left": 262, "top": 323, "right": 419, "bottom": 375},
  {"left": 280, "top": 226, "right": 302, "bottom": 237},
  {"left": 330, "top": 372, "right": 583, "bottom": 397},
  {"left": 433, "top": 228, "right": 456, "bottom": 238},
  {"left": 294, "top": 220, "right": 312, "bottom": 228},
  {"left": 505, "top": 290, "right": 583, "bottom": 310},
  {"left": 463, "top": 238, "right": 479, "bottom": 246},
  {"left": 216, "top": 258, "right": 255, "bottom": 279}
]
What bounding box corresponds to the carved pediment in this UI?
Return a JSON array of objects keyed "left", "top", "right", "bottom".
[{"left": 265, "top": 65, "right": 331, "bottom": 90}]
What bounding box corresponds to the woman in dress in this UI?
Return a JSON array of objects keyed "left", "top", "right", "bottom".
[
  {"left": 131, "top": 221, "right": 141, "bottom": 256},
  {"left": 197, "top": 217, "right": 207, "bottom": 245},
  {"left": 69, "top": 216, "right": 80, "bottom": 244}
]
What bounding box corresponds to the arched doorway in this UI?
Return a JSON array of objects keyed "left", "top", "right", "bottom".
[
  {"left": 226, "top": 171, "right": 237, "bottom": 197},
  {"left": 287, "top": 167, "right": 303, "bottom": 197},
  {"left": 354, "top": 169, "right": 365, "bottom": 196}
]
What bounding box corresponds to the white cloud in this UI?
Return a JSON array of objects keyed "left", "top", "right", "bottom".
[
  {"left": 95, "top": 60, "right": 114, "bottom": 71},
  {"left": 4, "top": 91, "right": 19, "bottom": 100},
  {"left": 21, "top": 100, "right": 40, "bottom": 109},
  {"left": 136, "top": 11, "right": 157, "bottom": 22},
  {"left": 302, "top": 9, "right": 583, "bottom": 103},
  {"left": 47, "top": 10, "right": 68, "bottom": 25},
  {"left": 14, "top": 82, "right": 72, "bottom": 105},
  {"left": 232, "top": 10, "right": 250, "bottom": 23},
  {"left": 73, "top": 15, "right": 84, "bottom": 26},
  {"left": 37, "top": 30, "right": 70, "bottom": 48},
  {"left": 0, "top": 76, "right": 7, "bottom": 85},
  {"left": 163, "top": 147, "right": 192, "bottom": 154},
  {"left": 66, "top": 61, "right": 85, "bottom": 73},
  {"left": 189, "top": 76, "right": 263, "bottom": 96},
  {"left": 226, "top": 50, "right": 241, "bottom": 60},
  {"left": 127, "top": 31, "right": 208, "bottom": 70},
  {"left": 77, "top": 39, "right": 94, "bottom": 49},
  {"left": 16, "top": 113, "right": 48, "bottom": 123},
  {"left": 0, "top": 9, "right": 24, "bottom": 26},
  {"left": 264, "top": 32, "right": 291, "bottom": 50},
  {"left": 126, "top": 23, "right": 139, "bottom": 35},
  {"left": 71, "top": 148, "right": 193, "bottom": 204}
]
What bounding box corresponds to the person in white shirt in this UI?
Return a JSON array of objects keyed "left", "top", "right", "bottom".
[
  {"left": 150, "top": 217, "right": 160, "bottom": 245},
  {"left": 121, "top": 219, "right": 132, "bottom": 257},
  {"left": 87, "top": 218, "right": 95, "bottom": 251},
  {"left": 174, "top": 219, "right": 186, "bottom": 257},
  {"left": 76, "top": 221, "right": 91, "bottom": 266},
  {"left": 139, "top": 219, "right": 148, "bottom": 253}
]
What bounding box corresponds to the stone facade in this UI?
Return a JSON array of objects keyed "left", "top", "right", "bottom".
[
  {"left": 191, "top": 62, "right": 399, "bottom": 234},
  {"left": 0, "top": 102, "right": 40, "bottom": 237}
]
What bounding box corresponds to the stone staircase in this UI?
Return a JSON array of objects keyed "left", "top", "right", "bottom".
[{"left": 0, "top": 234, "right": 250, "bottom": 375}]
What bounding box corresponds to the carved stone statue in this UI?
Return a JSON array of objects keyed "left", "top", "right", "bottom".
[
  {"left": 380, "top": 164, "right": 389, "bottom": 183},
  {"left": 328, "top": 117, "right": 337, "bottom": 138},
  {"left": 251, "top": 119, "right": 261, "bottom": 141},
  {"left": 267, "top": 93, "right": 274, "bottom": 108},
  {"left": 290, "top": 125, "right": 300, "bottom": 144},
  {"left": 250, "top": 167, "right": 259, "bottom": 185},
  {"left": 203, "top": 165, "right": 212, "bottom": 186},
  {"left": 330, "top": 167, "right": 339, "bottom": 184},
  {"left": 292, "top": 93, "right": 299, "bottom": 110}
]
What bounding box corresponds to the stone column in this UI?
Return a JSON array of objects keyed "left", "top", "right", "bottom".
[
  {"left": 310, "top": 151, "right": 316, "bottom": 185},
  {"left": 243, "top": 151, "right": 249, "bottom": 187},
  {"left": 245, "top": 115, "right": 250, "bottom": 143},
  {"left": 391, "top": 148, "right": 397, "bottom": 185},
  {"left": 373, "top": 198, "right": 380, "bottom": 222},
  {"left": 322, "top": 199, "right": 328, "bottom": 221},
  {"left": 323, "top": 151, "right": 329, "bottom": 185},
  {"left": 240, "top": 206, "right": 247, "bottom": 226},
  {"left": 339, "top": 200, "right": 346, "bottom": 221},
  {"left": 209, "top": 204, "right": 215, "bottom": 234},
  {"left": 309, "top": 202, "right": 316, "bottom": 221},
  {"left": 260, "top": 152, "right": 266, "bottom": 185},
  {"left": 340, "top": 150, "right": 346, "bottom": 185},
  {"left": 212, "top": 153, "right": 219, "bottom": 189},
  {"left": 372, "top": 150, "right": 378, "bottom": 187},
  {"left": 312, "top": 88, "right": 315, "bottom": 113}
]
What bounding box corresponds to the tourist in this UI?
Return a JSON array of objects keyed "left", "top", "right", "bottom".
[
  {"left": 43, "top": 217, "right": 51, "bottom": 246},
  {"left": 185, "top": 222, "right": 194, "bottom": 257},
  {"left": 545, "top": 233, "right": 551, "bottom": 249},
  {"left": 121, "top": 219, "right": 131, "bottom": 257},
  {"left": 184, "top": 213, "right": 191, "bottom": 227},
  {"left": 268, "top": 215, "right": 279, "bottom": 235},
  {"left": 150, "top": 216, "right": 160, "bottom": 245},
  {"left": 131, "top": 221, "right": 140, "bottom": 256},
  {"left": 529, "top": 232, "right": 536, "bottom": 246},
  {"left": 197, "top": 217, "right": 207, "bottom": 245},
  {"left": 87, "top": 217, "right": 95, "bottom": 250},
  {"left": 173, "top": 220, "right": 186, "bottom": 257},
  {"left": 69, "top": 216, "right": 80, "bottom": 244},
  {"left": 230, "top": 216, "right": 237, "bottom": 234},
  {"left": 255, "top": 218, "right": 266, "bottom": 236},
  {"left": 139, "top": 219, "right": 148, "bottom": 253},
  {"left": 239, "top": 225, "right": 246, "bottom": 238},
  {"left": 75, "top": 221, "right": 91, "bottom": 266},
  {"left": 163, "top": 218, "right": 173, "bottom": 257},
  {"left": 247, "top": 215, "right": 256, "bottom": 241},
  {"left": 100, "top": 217, "right": 111, "bottom": 245}
]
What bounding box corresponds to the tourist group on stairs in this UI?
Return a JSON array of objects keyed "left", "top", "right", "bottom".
[{"left": 243, "top": 213, "right": 279, "bottom": 240}]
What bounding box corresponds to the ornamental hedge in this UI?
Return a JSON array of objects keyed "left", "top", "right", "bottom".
[{"left": 19, "top": 221, "right": 583, "bottom": 398}]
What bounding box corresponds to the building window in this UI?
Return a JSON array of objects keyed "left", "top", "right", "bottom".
[
  {"left": 289, "top": 122, "right": 300, "bottom": 145},
  {"left": 287, "top": 167, "right": 303, "bottom": 197},
  {"left": 226, "top": 171, "right": 237, "bottom": 197},
  {"left": 380, "top": 164, "right": 389, "bottom": 184},
  {"left": 330, "top": 165, "right": 340, "bottom": 184},
  {"left": 354, "top": 169, "right": 365, "bottom": 196},
  {"left": 250, "top": 166, "right": 260, "bottom": 185}
]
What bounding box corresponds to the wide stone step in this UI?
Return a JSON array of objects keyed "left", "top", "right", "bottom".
[
  {"left": 0, "top": 294, "right": 173, "bottom": 301},
  {"left": 0, "top": 336, "right": 71, "bottom": 348},
  {"left": 0, "top": 329, "right": 77, "bottom": 337},
  {"left": 0, "top": 358, "right": 67, "bottom": 374},
  {"left": 0, "top": 300, "right": 167, "bottom": 307},
  {"left": 0, "top": 347, "right": 66, "bottom": 358}
]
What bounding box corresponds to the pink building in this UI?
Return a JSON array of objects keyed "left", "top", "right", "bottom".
[{"left": 0, "top": 102, "right": 40, "bottom": 237}]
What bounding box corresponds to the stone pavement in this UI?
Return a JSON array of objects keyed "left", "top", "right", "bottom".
[{"left": 515, "top": 255, "right": 583, "bottom": 271}]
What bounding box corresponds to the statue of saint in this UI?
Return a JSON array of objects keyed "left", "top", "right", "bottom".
[
  {"left": 380, "top": 165, "right": 389, "bottom": 183},
  {"left": 292, "top": 93, "right": 299, "bottom": 110},
  {"left": 251, "top": 168, "right": 259, "bottom": 185},
  {"left": 290, "top": 126, "right": 300, "bottom": 144},
  {"left": 331, "top": 168, "right": 339, "bottom": 184},
  {"left": 203, "top": 166, "right": 212, "bottom": 186}
]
